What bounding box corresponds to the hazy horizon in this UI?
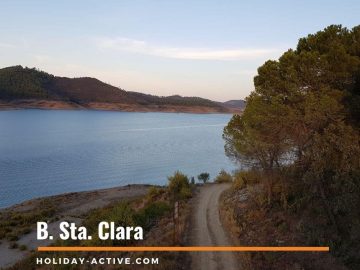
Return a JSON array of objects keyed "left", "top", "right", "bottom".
[{"left": 1, "top": 0, "right": 359, "bottom": 101}]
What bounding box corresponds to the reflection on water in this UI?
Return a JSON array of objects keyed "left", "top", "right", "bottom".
[{"left": 0, "top": 110, "right": 235, "bottom": 208}]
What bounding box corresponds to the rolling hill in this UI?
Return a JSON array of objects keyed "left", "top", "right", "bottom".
[
  {"left": 222, "top": 99, "right": 246, "bottom": 110},
  {"left": 0, "top": 66, "right": 244, "bottom": 113}
]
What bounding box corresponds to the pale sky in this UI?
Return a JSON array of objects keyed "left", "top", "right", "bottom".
[{"left": 0, "top": 0, "right": 359, "bottom": 101}]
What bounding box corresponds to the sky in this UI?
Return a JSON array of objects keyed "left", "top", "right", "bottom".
[{"left": 0, "top": 0, "right": 359, "bottom": 101}]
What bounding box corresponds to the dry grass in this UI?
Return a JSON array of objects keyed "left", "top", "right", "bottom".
[
  {"left": 6, "top": 186, "right": 193, "bottom": 270},
  {"left": 0, "top": 198, "right": 56, "bottom": 242}
]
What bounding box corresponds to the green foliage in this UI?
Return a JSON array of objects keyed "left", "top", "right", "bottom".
[
  {"left": 0, "top": 66, "right": 53, "bottom": 99},
  {"left": 134, "top": 201, "right": 171, "bottom": 230},
  {"left": 81, "top": 200, "right": 170, "bottom": 246},
  {"left": 197, "top": 172, "right": 210, "bottom": 183},
  {"left": 147, "top": 186, "right": 165, "bottom": 201},
  {"left": 19, "top": 244, "right": 27, "bottom": 251},
  {"left": 167, "top": 171, "right": 192, "bottom": 200},
  {"left": 128, "top": 92, "right": 223, "bottom": 108},
  {"left": 214, "top": 169, "right": 233, "bottom": 183},
  {"left": 223, "top": 25, "right": 360, "bottom": 269},
  {"left": 0, "top": 198, "right": 56, "bottom": 240},
  {"left": 0, "top": 65, "right": 224, "bottom": 109}
]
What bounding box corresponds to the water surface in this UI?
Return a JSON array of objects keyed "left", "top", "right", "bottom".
[{"left": 0, "top": 110, "right": 235, "bottom": 208}]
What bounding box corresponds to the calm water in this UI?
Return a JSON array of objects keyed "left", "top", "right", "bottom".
[{"left": 0, "top": 110, "right": 235, "bottom": 208}]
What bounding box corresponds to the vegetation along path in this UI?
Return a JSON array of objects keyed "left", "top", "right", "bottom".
[{"left": 190, "top": 183, "right": 239, "bottom": 270}]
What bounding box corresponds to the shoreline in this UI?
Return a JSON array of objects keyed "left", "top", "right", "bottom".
[
  {"left": 0, "top": 184, "right": 153, "bottom": 212},
  {"left": 0, "top": 184, "right": 152, "bottom": 268},
  {"left": 0, "top": 99, "right": 242, "bottom": 114}
]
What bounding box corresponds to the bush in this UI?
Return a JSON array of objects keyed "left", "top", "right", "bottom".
[
  {"left": 81, "top": 199, "right": 172, "bottom": 247},
  {"left": 233, "top": 170, "right": 261, "bottom": 189},
  {"left": 167, "top": 171, "right": 192, "bottom": 200},
  {"left": 6, "top": 234, "right": 19, "bottom": 242},
  {"left": 0, "top": 198, "right": 56, "bottom": 241},
  {"left": 134, "top": 202, "right": 171, "bottom": 230},
  {"left": 147, "top": 186, "right": 164, "bottom": 201},
  {"left": 233, "top": 176, "right": 246, "bottom": 190},
  {"left": 215, "top": 169, "right": 233, "bottom": 183},
  {"left": 83, "top": 202, "right": 136, "bottom": 239}
]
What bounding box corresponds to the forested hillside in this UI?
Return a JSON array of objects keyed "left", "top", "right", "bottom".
[
  {"left": 222, "top": 99, "right": 246, "bottom": 110},
  {"left": 0, "top": 66, "right": 54, "bottom": 99},
  {"left": 223, "top": 25, "right": 360, "bottom": 269},
  {"left": 0, "top": 66, "right": 235, "bottom": 111}
]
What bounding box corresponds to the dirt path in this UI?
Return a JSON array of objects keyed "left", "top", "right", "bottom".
[{"left": 190, "top": 183, "right": 239, "bottom": 270}]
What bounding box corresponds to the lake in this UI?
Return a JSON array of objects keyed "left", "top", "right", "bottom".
[{"left": 0, "top": 110, "right": 236, "bottom": 208}]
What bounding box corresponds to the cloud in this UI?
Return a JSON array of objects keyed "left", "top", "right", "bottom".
[{"left": 95, "top": 37, "right": 280, "bottom": 61}]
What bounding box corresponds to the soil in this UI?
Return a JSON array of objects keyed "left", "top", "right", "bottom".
[
  {"left": 0, "top": 99, "right": 242, "bottom": 114},
  {"left": 189, "top": 183, "right": 239, "bottom": 270}
]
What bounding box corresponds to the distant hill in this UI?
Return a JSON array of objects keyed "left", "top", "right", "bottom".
[
  {"left": 0, "top": 66, "right": 240, "bottom": 113},
  {"left": 221, "top": 99, "right": 246, "bottom": 110}
]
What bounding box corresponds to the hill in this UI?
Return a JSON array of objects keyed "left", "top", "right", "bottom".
[
  {"left": 221, "top": 99, "right": 246, "bottom": 110},
  {"left": 0, "top": 66, "right": 240, "bottom": 113}
]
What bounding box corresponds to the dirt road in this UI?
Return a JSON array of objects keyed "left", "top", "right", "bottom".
[{"left": 190, "top": 183, "right": 239, "bottom": 270}]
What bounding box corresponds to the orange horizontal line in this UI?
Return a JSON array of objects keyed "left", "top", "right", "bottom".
[{"left": 38, "top": 246, "right": 329, "bottom": 252}]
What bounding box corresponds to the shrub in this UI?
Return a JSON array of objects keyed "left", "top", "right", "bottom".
[
  {"left": 6, "top": 234, "right": 19, "bottom": 242},
  {"left": 215, "top": 169, "right": 233, "bottom": 183},
  {"left": 81, "top": 199, "right": 172, "bottom": 246},
  {"left": 167, "top": 171, "right": 192, "bottom": 200},
  {"left": 83, "top": 202, "right": 135, "bottom": 236},
  {"left": 233, "top": 170, "right": 261, "bottom": 189},
  {"left": 147, "top": 186, "right": 164, "bottom": 201},
  {"left": 0, "top": 198, "right": 57, "bottom": 241},
  {"left": 233, "top": 175, "right": 246, "bottom": 190},
  {"left": 19, "top": 244, "right": 27, "bottom": 251},
  {"left": 134, "top": 201, "right": 171, "bottom": 230}
]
